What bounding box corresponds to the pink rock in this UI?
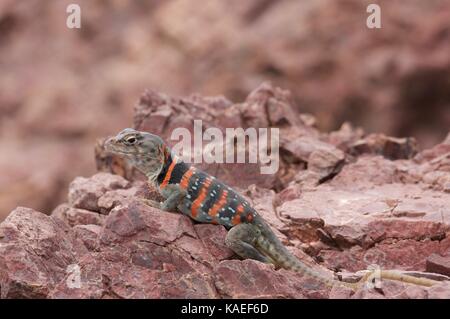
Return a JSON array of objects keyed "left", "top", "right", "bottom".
[
  {"left": 321, "top": 239, "right": 444, "bottom": 273},
  {"left": 52, "top": 204, "right": 105, "bottom": 227},
  {"left": 73, "top": 225, "right": 102, "bottom": 251},
  {"left": 426, "top": 254, "right": 450, "bottom": 277},
  {"left": 49, "top": 251, "right": 219, "bottom": 299},
  {"left": 97, "top": 187, "right": 140, "bottom": 214},
  {"left": 349, "top": 134, "right": 417, "bottom": 160},
  {"left": 415, "top": 133, "right": 450, "bottom": 163},
  {"left": 366, "top": 220, "right": 448, "bottom": 243},
  {"left": 427, "top": 282, "right": 450, "bottom": 299},
  {"left": 329, "top": 156, "right": 400, "bottom": 189},
  {"left": 213, "top": 260, "right": 307, "bottom": 299},
  {"left": 0, "top": 207, "right": 88, "bottom": 298},
  {"left": 99, "top": 201, "right": 196, "bottom": 246},
  {"left": 394, "top": 285, "right": 428, "bottom": 299},
  {"left": 68, "top": 173, "right": 130, "bottom": 213},
  {"left": 327, "top": 123, "right": 365, "bottom": 152},
  {"left": 194, "top": 224, "right": 234, "bottom": 261}
]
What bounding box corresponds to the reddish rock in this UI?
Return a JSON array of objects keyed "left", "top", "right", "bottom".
[
  {"left": 415, "top": 133, "right": 450, "bottom": 163},
  {"left": 282, "top": 136, "right": 345, "bottom": 183},
  {"left": 131, "top": 85, "right": 281, "bottom": 190},
  {"left": 349, "top": 134, "right": 418, "bottom": 160},
  {"left": 68, "top": 173, "right": 130, "bottom": 213},
  {"left": 427, "top": 282, "right": 450, "bottom": 299},
  {"left": 97, "top": 83, "right": 320, "bottom": 191},
  {"left": 52, "top": 204, "right": 105, "bottom": 227},
  {"left": 72, "top": 225, "right": 102, "bottom": 251},
  {"left": 329, "top": 156, "right": 400, "bottom": 189},
  {"left": 99, "top": 201, "right": 196, "bottom": 246},
  {"left": 366, "top": 220, "right": 448, "bottom": 243},
  {"left": 393, "top": 285, "right": 428, "bottom": 299},
  {"left": 194, "top": 224, "right": 234, "bottom": 261},
  {"left": 214, "top": 260, "right": 306, "bottom": 299},
  {"left": 1, "top": 166, "right": 450, "bottom": 299},
  {"left": 320, "top": 239, "right": 446, "bottom": 274},
  {"left": 0, "top": 207, "right": 88, "bottom": 298},
  {"left": 97, "top": 187, "right": 141, "bottom": 214},
  {"left": 327, "top": 123, "right": 365, "bottom": 152},
  {"left": 48, "top": 251, "right": 219, "bottom": 299},
  {"left": 426, "top": 254, "right": 450, "bottom": 277}
]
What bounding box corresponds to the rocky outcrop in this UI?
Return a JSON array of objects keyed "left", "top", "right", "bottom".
[
  {"left": 2, "top": 84, "right": 450, "bottom": 299},
  {"left": 0, "top": 175, "right": 330, "bottom": 299},
  {"left": 0, "top": 166, "right": 449, "bottom": 299}
]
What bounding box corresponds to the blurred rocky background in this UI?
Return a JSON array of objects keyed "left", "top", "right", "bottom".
[{"left": 1, "top": 0, "right": 450, "bottom": 221}]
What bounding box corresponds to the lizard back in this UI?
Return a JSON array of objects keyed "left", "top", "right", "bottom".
[{"left": 156, "top": 152, "right": 257, "bottom": 228}]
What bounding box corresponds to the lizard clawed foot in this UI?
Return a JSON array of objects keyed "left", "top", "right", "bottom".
[{"left": 335, "top": 270, "right": 376, "bottom": 291}]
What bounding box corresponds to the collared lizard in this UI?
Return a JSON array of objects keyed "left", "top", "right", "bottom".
[{"left": 104, "top": 128, "right": 440, "bottom": 290}]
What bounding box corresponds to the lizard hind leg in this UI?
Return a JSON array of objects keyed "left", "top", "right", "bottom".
[{"left": 225, "top": 223, "right": 275, "bottom": 264}]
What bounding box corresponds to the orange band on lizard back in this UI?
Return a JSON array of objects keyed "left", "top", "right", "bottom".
[
  {"left": 190, "top": 178, "right": 212, "bottom": 218},
  {"left": 160, "top": 156, "right": 177, "bottom": 189},
  {"left": 180, "top": 167, "right": 195, "bottom": 190},
  {"left": 208, "top": 189, "right": 228, "bottom": 218}
]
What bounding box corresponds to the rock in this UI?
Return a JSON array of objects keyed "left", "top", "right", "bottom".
[
  {"left": 244, "top": 185, "right": 287, "bottom": 233},
  {"left": 426, "top": 254, "right": 450, "bottom": 277},
  {"left": 282, "top": 136, "right": 345, "bottom": 182},
  {"left": 72, "top": 225, "right": 102, "bottom": 251},
  {"left": 329, "top": 156, "right": 400, "bottom": 189},
  {"left": 320, "top": 239, "right": 447, "bottom": 274},
  {"left": 213, "top": 260, "right": 306, "bottom": 299},
  {"left": 0, "top": 207, "right": 88, "bottom": 298},
  {"left": 97, "top": 187, "right": 141, "bottom": 214},
  {"left": 327, "top": 123, "right": 365, "bottom": 152},
  {"left": 308, "top": 148, "right": 345, "bottom": 182},
  {"left": 394, "top": 285, "right": 428, "bottom": 299},
  {"left": 68, "top": 173, "right": 131, "bottom": 213},
  {"left": 349, "top": 134, "right": 418, "bottom": 160},
  {"left": 415, "top": 133, "right": 450, "bottom": 163},
  {"left": 98, "top": 83, "right": 317, "bottom": 190},
  {"left": 52, "top": 204, "right": 105, "bottom": 227},
  {"left": 48, "top": 251, "right": 219, "bottom": 299},
  {"left": 2, "top": 78, "right": 450, "bottom": 299},
  {"left": 99, "top": 201, "right": 197, "bottom": 246},
  {"left": 194, "top": 224, "right": 234, "bottom": 261},
  {"left": 2, "top": 161, "right": 450, "bottom": 299},
  {"left": 427, "top": 282, "right": 450, "bottom": 299}
]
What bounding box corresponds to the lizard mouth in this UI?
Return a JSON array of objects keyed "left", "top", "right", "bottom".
[{"left": 104, "top": 138, "right": 132, "bottom": 155}]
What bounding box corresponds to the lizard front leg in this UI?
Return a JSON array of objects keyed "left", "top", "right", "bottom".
[
  {"left": 225, "top": 223, "right": 276, "bottom": 264},
  {"left": 141, "top": 187, "right": 186, "bottom": 212},
  {"left": 160, "top": 187, "right": 187, "bottom": 212}
]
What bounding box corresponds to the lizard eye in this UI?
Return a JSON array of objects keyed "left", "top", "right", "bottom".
[{"left": 125, "top": 136, "right": 137, "bottom": 145}]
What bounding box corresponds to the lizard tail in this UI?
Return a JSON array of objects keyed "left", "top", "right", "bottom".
[
  {"left": 378, "top": 270, "right": 439, "bottom": 287},
  {"left": 282, "top": 253, "right": 441, "bottom": 290},
  {"left": 253, "top": 219, "right": 440, "bottom": 290},
  {"left": 290, "top": 259, "right": 358, "bottom": 290},
  {"left": 255, "top": 232, "right": 357, "bottom": 290}
]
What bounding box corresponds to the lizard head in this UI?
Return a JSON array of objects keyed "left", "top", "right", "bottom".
[{"left": 105, "top": 128, "right": 167, "bottom": 178}]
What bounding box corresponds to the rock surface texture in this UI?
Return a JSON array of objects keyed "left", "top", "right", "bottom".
[{"left": 1, "top": 84, "right": 449, "bottom": 299}]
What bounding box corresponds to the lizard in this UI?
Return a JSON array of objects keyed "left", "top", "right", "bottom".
[{"left": 104, "top": 128, "right": 441, "bottom": 290}]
